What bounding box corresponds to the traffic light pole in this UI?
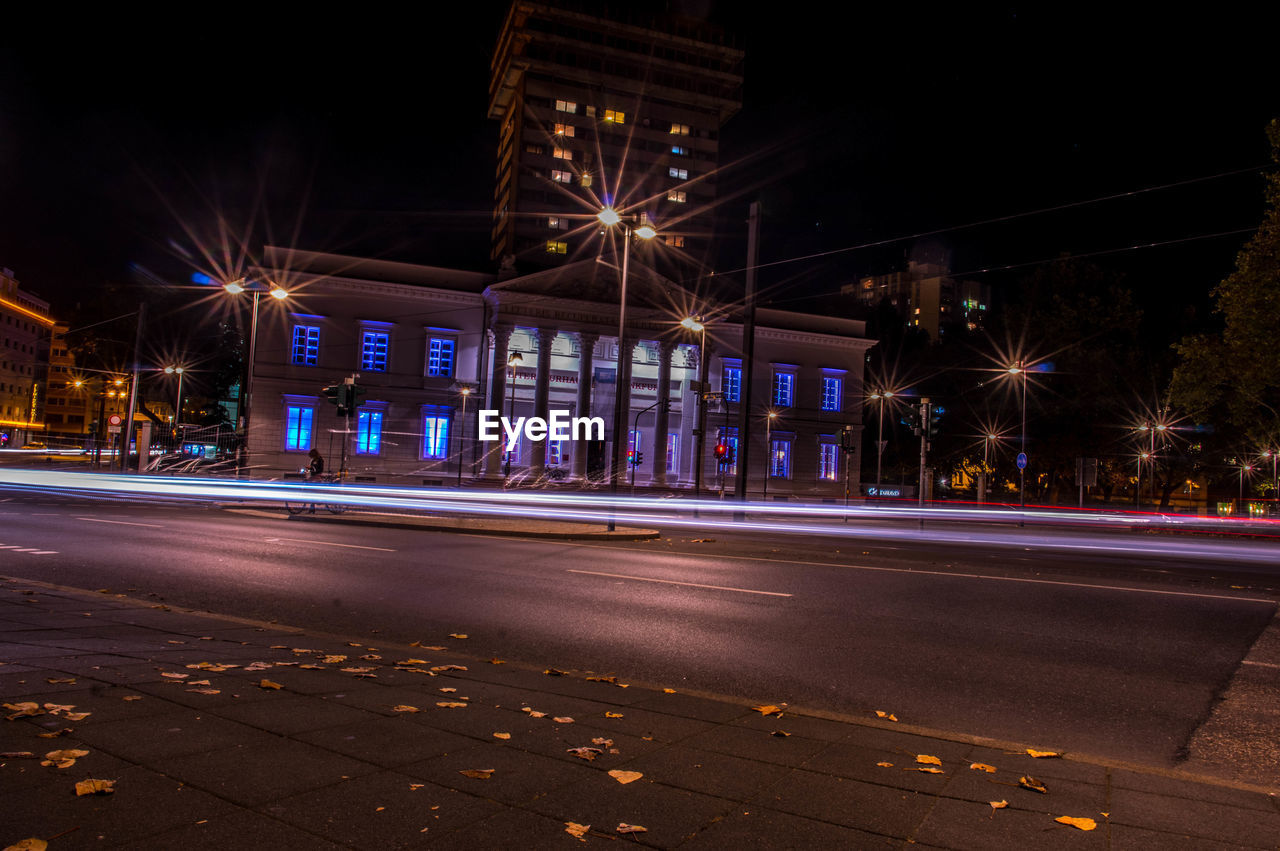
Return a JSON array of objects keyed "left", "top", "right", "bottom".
[
  {"left": 918, "top": 398, "right": 930, "bottom": 509},
  {"left": 630, "top": 400, "right": 659, "bottom": 496}
]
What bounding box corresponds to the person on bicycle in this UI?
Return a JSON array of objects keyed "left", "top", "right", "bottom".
[{"left": 307, "top": 448, "right": 324, "bottom": 479}]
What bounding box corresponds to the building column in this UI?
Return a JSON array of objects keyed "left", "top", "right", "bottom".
[
  {"left": 614, "top": 335, "right": 636, "bottom": 478},
  {"left": 651, "top": 340, "right": 675, "bottom": 486},
  {"left": 482, "top": 323, "right": 513, "bottom": 479},
  {"left": 572, "top": 331, "right": 598, "bottom": 481},
  {"left": 530, "top": 327, "right": 556, "bottom": 475}
]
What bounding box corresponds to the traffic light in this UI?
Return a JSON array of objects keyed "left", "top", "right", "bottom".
[
  {"left": 840, "top": 425, "right": 857, "bottom": 452},
  {"left": 635, "top": 451, "right": 644, "bottom": 467},
  {"left": 928, "top": 404, "right": 945, "bottom": 439},
  {"left": 322, "top": 384, "right": 345, "bottom": 416},
  {"left": 900, "top": 410, "right": 921, "bottom": 436},
  {"left": 627, "top": 449, "right": 636, "bottom": 466},
  {"left": 713, "top": 442, "right": 728, "bottom": 465}
]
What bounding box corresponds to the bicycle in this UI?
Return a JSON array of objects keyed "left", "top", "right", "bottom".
[{"left": 284, "top": 471, "right": 348, "bottom": 515}]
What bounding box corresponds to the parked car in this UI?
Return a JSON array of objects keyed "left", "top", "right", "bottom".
[{"left": 20, "top": 442, "right": 48, "bottom": 451}]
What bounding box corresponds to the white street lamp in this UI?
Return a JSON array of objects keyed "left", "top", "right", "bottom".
[
  {"left": 164, "top": 365, "right": 185, "bottom": 445},
  {"left": 223, "top": 278, "right": 289, "bottom": 475}
]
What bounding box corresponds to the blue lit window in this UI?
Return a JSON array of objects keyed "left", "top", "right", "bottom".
[
  {"left": 361, "top": 331, "right": 389, "bottom": 372},
  {"left": 666, "top": 433, "right": 679, "bottom": 473},
  {"left": 723, "top": 366, "right": 741, "bottom": 403},
  {"left": 291, "top": 325, "right": 320, "bottom": 366},
  {"left": 769, "top": 439, "right": 792, "bottom": 479},
  {"left": 427, "top": 338, "right": 455, "bottom": 377},
  {"left": 716, "top": 426, "right": 739, "bottom": 475},
  {"left": 504, "top": 441, "right": 522, "bottom": 467},
  {"left": 671, "top": 145, "right": 688, "bottom": 156},
  {"left": 548, "top": 440, "right": 563, "bottom": 466},
  {"left": 356, "top": 410, "right": 382, "bottom": 455},
  {"left": 773, "top": 372, "right": 795, "bottom": 407},
  {"left": 821, "top": 376, "right": 842, "bottom": 411},
  {"left": 422, "top": 414, "right": 450, "bottom": 459},
  {"left": 285, "top": 405, "right": 313, "bottom": 451},
  {"left": 819, "top": 443, "right": 839, "bottom": 480}
]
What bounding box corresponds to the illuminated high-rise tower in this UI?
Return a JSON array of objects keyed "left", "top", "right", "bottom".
[{"left": 488, "top": 1, "right": 743, "bottom": 275}]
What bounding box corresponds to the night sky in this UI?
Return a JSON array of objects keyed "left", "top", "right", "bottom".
[{"left": 1, "top": 6, "right": 1275, "bottom": 344}]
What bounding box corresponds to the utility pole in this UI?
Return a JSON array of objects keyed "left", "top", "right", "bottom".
[
  {"left": 918, "top": 397, "right": 930, "bottom": 509},
  {"left": 735, "top": 201, "right": 760, "bottom": 503},
  {"left": 122, "top": 302, "right": 145, "bottom": 473}
]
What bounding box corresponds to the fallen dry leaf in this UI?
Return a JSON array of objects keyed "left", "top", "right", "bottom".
[
  {"left": 322, "top": 655, "right": 347, "bottom": 664},
  {"left": 46, "top": 677, "right": 76, "bottom": 684},
  {"left": 567, "top": 747, "right": 602, "bottom": 761},
  {"left": 662, "top": 688, "right": 677, "bottom": 694},
  {"left": 591, "top": 738, "right": 614, "bottom": 747},
  {"left": 187, "top": 688, "right": 221, "bottom": 695},
  {"left": 970, "top": 762, "right": 998, "bottom": 773},
  {"left": 393, "top": 705, "right": 421, "bottom": 713},
  {"left": 36, "top": 729, "right": 73, "bottom": 739},
  {"left": 439, "top": 687, "right": 457, "bottom": 693},
  {"left": 1, "top": 751, "right": 37, "bottom": 758},
  {"left": 437, "top": 702, "right": 468, "bottom": 709},
  {"left": 544, "top": 668, "right": 568, "bottom": 676},
  {"left": 42, "top": 703, "right": 75, "bottom": 714},
  {"left": 528, "top": 710, "right": 547, "bottom": 718},
  {"left": 1055, "top": 816, "right": 1097, "bottom": 831},
  {"left": 3, "top": 701, "right": 43, "bottom": 719},
  {"left": 608, "top": 770, "right": 643, "bottom": 784},
  {"left": 122, "top": 696, "right": 143, "bottom": 702},
  {"left": 564, "top": 822, "right": 590, "bottom": 842},
  {"left": 421, "top": 645, "right": 447, "bottom": 651},
  {"left": 604, "top": 712, "right": 624, "bottom": 719},
  {"left": 916, "top": 755, "right": 942, "bottom": 766},
  {"left": 990, "top": 800, "right": 1008, "bottom": 819},
  {"left": 493, "top": 732, "right": 511, "bottom": 740},
  {"left": 431, "top": 665, "right": 467, "bottom": 672},
  {"left": 75, "top": 778, "right": 115, "bottom": 796},
  {"left": 187, "top": 679, "right": 212, "bottom": 686},
  {"left": 488, "top": 658, "right": 506, "bottom": 665},
  {"left": 690, "top": 538, "right": 715, "bottom": 543},
  {"left": 41, "top": 748, "right": 90, "bottom": 769},
  {"left": 4, "top": 839, "right": 48, "bottom": 851},
  {"left": 449, "top": 633, "right": 468, "bottom": 639},
  {"left": 1026, "top": 749, "right": 1062, "bottom": 759},
  {"left": 257, "top": 679, "right": 283, "bottom": 690},
  {"left": 160, "top": 672, "right": 189, "bottom": 680},
  {"left": 459, "top": 768, "right": 494, "bottom": 779},
  {"left": 771, "top": 730, "right": 791, "bottom": 737},
  {"left": 395, "top": 658, "right": 428, "bottom": 666},
  {"left": 342, "top": 667, "right": 377, "bottom": 674},
  {"left": 553, "top": 716, "right": 575, "bottom": 724},
  {"left": 360, "top": 654, "right": 382, "bottom": 661},
  {"left": 875, "top": 711, "right": 899, "bottom": 722},
  {"left": 616, "top": 823, "right": 647, "bottom": 834},
  {"left": 1019, "top": 775, "right": 1048, "bottom": 794},
  {"left": 876, "top": 761, "right": 894, "bottom": 768},
  {"left": 60, "top": 712, "right": 90, "bottom": 722},
  {"left": 752, "top": 704, "right": 785, "bottom": 716}
]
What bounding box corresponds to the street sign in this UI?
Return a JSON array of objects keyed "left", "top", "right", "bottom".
[
  {"left": 107, "top": 414, "right": 123, "bottom": 426},
  {"left": 108, "top": 426, "right": 121, "bottom": 434},
  {"left": 1017, "top": 452, "right": 1028, "bottom": 470}
]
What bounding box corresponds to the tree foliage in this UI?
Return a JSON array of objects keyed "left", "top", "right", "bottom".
[{"left": 1171, "top": 119, "right": 1280, "bottom": 444}]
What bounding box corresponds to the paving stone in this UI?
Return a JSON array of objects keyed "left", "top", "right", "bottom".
[
  {"left": 680, "top": 806, "right": 899, "bottom": 849},
  {"left": 528, "top": 771, "right": 739, "bottom": 849},
  {"left": 1109, "top": 822, "right": 1265, "bottom": 850},
  {"left": 211, "top": 694, "right": 383, "bottom": 736},
  {"left": 1107, "top": 786, "right": 1280, "bottom": 847},
  {"left": 911, "top": 795, "right": 1107, "bottom": 851},
  {"left": 569, "top": 703, "right": 717, "bottom": 744},
  {"left": 939, "top": 757, "right": 1106, "bottom": 814},
  {"left": 681, "top": 724, "right": 830, "bottom": 768},
  {"left": 732, "top": 708, "right": 863, "bottom": 742},
  {"left": 628, "top": 690, "right": 755, "bottom": 723},
  {"left": 619, "top": 742, "right": 791, "bottom": 801},
  {"left": 424, "top": 805, "right": 587, "bottom": 849},
  {"left": 1109, "top": 767, "right": 1278, "bottom": 812},
  {"left": 801, "top": 739, "right": 974, "bottom": 793},
  {"left": 1, "top": 763, "right": 238, "bottom": 845},
  {"left": 258, "top": 772, "right": 504, "bottom": 849},
  {"left": 74, "top": 708, "right": 281, "bottom": 763},
  {"left": 401, "top": 741, "right": 598, "bottom": 805},
  {"left": 294, "top": 716, "right": 475, "bottom": 768},
  {"left": 751, "top": 768, "right": 937, "bottom": 839},
  {"left": 125, "top": 809, "right": 349, "bottom": 851},
  {"left": 161, "top": 738, "right": 379, "bottom": 807}
]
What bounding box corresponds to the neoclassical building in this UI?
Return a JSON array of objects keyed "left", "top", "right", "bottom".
[{"left": 246, "top": 247, "right": 873, "bottom": 500}]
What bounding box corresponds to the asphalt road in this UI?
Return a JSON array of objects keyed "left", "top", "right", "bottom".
[{"left": 1, "top": 490, "right": 1275, "bottom": 771}]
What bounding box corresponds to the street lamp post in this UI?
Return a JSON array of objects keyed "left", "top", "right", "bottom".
[
  {"left": 456, "top": 385, "right": 472, "bottom": 488},
  {"left": 681, "top": 316, "right": 707, "bottom": 501},
  {"left": 1261, "top": 449, "right": 1278, "bottom": 511},
  {"left": 763, "top": 410, "right": 777, "bottom": 501},
  {"left": 504, "top": 352, "right": 522, "bottom": 479},
  {"left": 165, "top": 366, "right": 185, "bottom": 448},
  {"left": 223, "top": 278, "right": 289, "bottom": 476},
  {"left": 869, "top": 390, "right": 893, "bottom": 500},
  {"left": 1007, "top": 362, "right": 1028, "bottom": 506},
  {"left": 598, "top": 207, "right": 656, "bottom": 531},
  {"left": 982, "top": 432, "right": 998, "bottom": 504}
]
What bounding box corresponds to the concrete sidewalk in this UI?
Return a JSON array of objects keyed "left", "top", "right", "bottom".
[{"left": 2, "top": 578, "right": 1277, "bottom": 850}]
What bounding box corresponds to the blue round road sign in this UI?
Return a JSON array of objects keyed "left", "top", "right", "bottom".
[{"left": 1016, "top": 452, "right": 1028, "bottom": 470}]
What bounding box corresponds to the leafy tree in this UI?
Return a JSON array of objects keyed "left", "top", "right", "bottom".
[{"left": 1171, "top": 119, "right": 1280, "bottom": 446}]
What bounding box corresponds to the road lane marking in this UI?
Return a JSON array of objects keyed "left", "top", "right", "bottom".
[
  {"left": 1242, "top": 660, "right": 1280, "bottom": 669},
  {"left": 76, "top": 517, "right": 165, "bottom": 528},
  {"left": 567, "top": 568, "right": 792, "bottom": 597},
  {"left": 264, "top": 536, "right": 396, "bottom": 553},
  {"left": 557, "top": 542, "right": 1276, "bottom": 606}
]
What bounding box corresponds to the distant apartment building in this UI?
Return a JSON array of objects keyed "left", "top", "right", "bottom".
[
  {"left": 43, "top": 323, "right": 93, "bottom": 437},
  {"left": 0, "top": 268, "right": 53, "bottom": 445},
  {"left": 488, "top": 1, "right": 744, "bottom": 275},
  {"left": 844, "top": 259, "right": 991, "bottom": 342}
]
